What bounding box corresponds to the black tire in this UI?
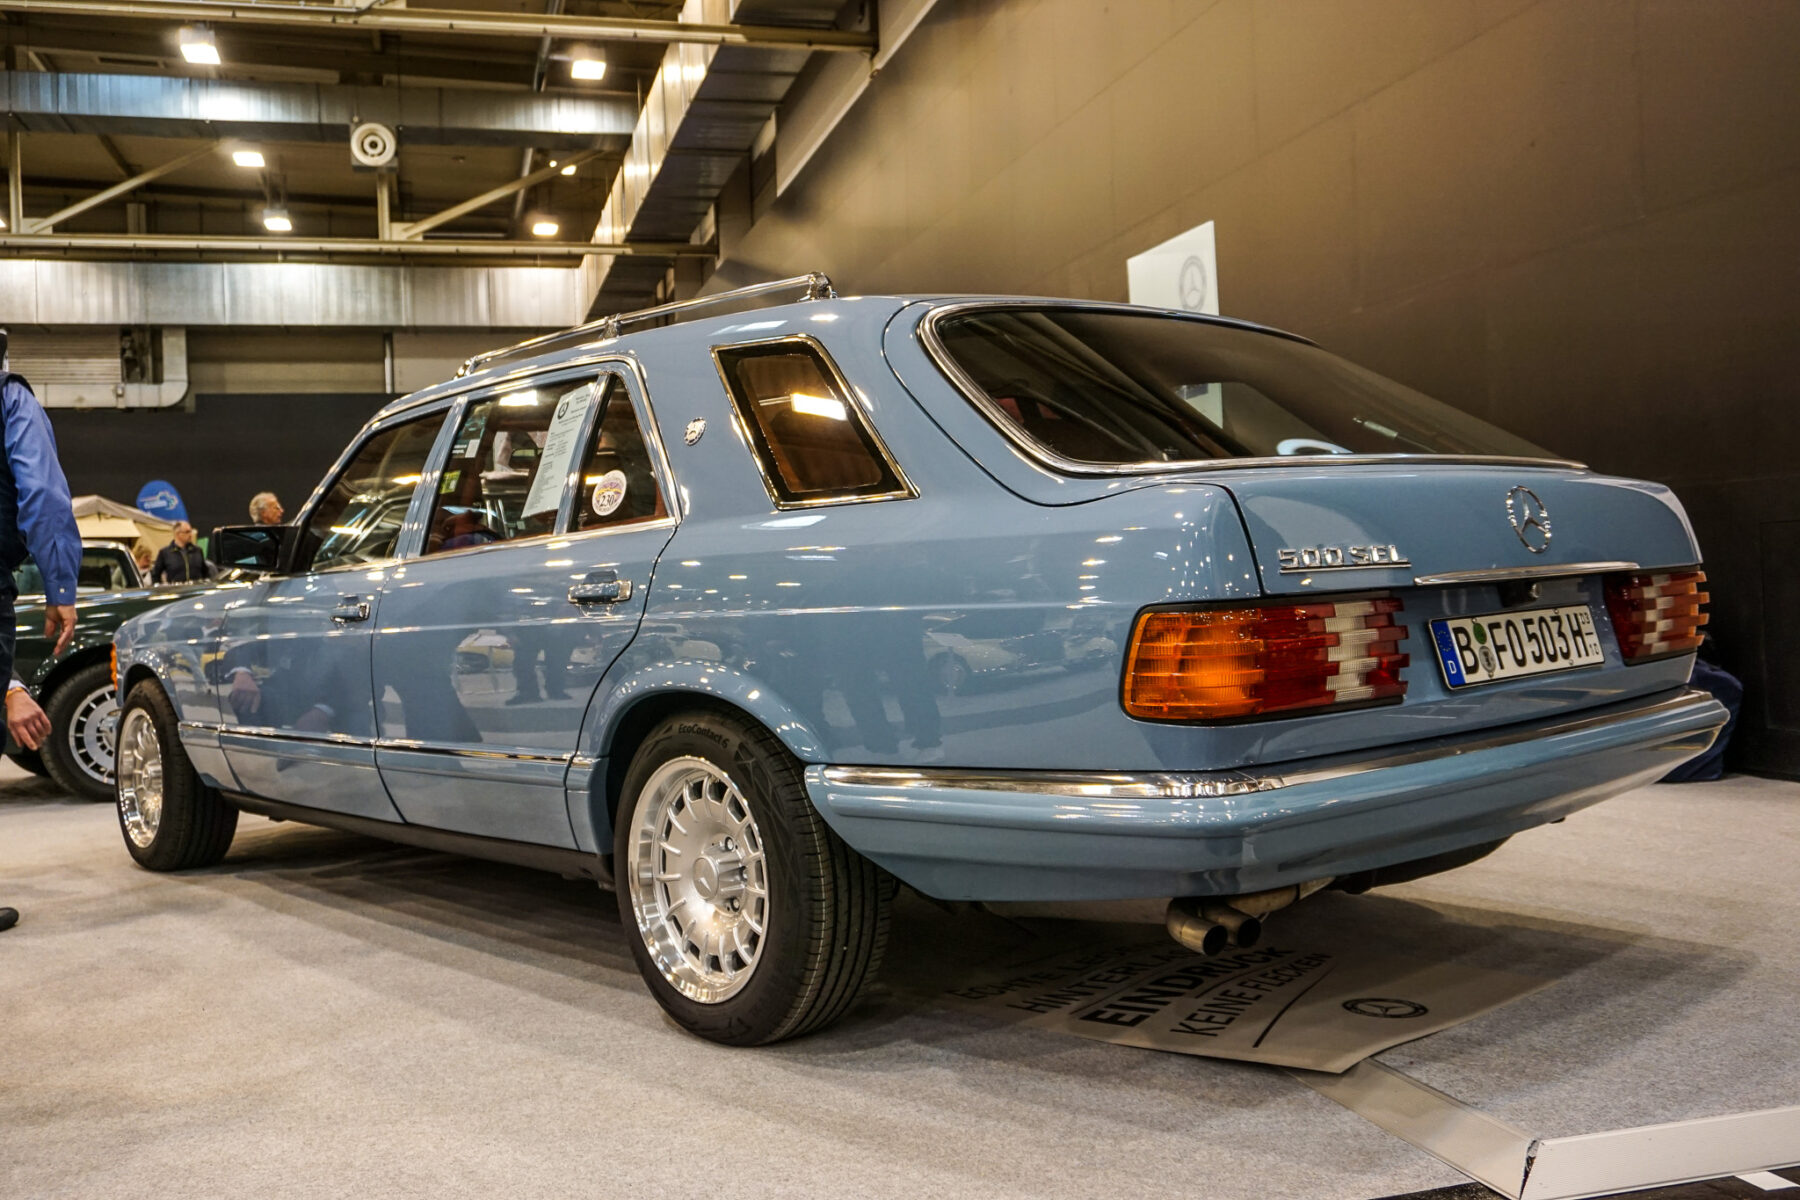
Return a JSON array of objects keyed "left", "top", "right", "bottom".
[
  {"left": 614, "top": 709, "right": 889, "bottom": 1046},
  {"left": 5, "top": 748, "right": 47, "bottom": 777},
  {"left": 115, "top": 679, "right": 238, "bottom": 871},
  {"left": 42, "top": 661, "right": 120, "bottom": 802}
]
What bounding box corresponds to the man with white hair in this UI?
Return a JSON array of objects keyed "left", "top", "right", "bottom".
[
  {"left": 248, "top": 491, "right": 284, "bottom": 525},
  {"left": 0, "top": 327, "right": 82, "bottom": 934}
]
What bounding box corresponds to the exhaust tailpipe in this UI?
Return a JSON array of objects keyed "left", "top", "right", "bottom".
[
  {"left": 1165, "top": 878, "right": 1332, "bottom": 954},
  {"left": 1165, "top": 900, "right": 1230, "bottom": 956},
  {"left": 1200, "top": 903, "right": 1262, "bottom": 948}
]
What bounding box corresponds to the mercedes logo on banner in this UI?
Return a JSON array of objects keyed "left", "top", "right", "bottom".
[{"left": 1342, "top": 997, "right": 1430, "bottom": 1019}]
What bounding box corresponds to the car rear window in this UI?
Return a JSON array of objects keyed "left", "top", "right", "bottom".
[
  {"left": 931, "top": 307, "right": 1550, "bottom": 466},
  {"left": 715, "top": 339, "right": 908, "bottom": 506}
]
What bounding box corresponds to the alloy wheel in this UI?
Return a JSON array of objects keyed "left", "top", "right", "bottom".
[
  {"left": 625, "top": 756, "right": 770, "bottom": 1003},
  {"left": 116, "top": 707, "right": 164, "bottom": 848}
]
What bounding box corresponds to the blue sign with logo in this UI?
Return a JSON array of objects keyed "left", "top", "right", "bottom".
[{"left": 136, "top": 480, "right": 188, "bottom": 524}]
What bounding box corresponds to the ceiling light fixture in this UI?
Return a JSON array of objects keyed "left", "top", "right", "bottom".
[
  {"left": 262, "top": 207, "right": 292, "bottom": 233},
  {"left": 178, "top": 25, "right": 221, "bottom": 65},
  {"left": 531, "top": 220, "right": 560, "bottom": 237},
  {"left": 560, "top": 163, "right": 577, "bottom": 176},
  {"left": 570, "top": 56, "right": 606, "bottom": 81},
  {"left": 232, "top": 149, "right": 265, "bottom": 169}
]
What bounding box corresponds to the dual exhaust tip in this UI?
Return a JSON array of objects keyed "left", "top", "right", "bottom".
[
  {"left": 1164, "top": 879, "right": 1333, "bottom": 956},
  {"left": 1165, "top": 899, "right": 1262, "bottom": 956}
]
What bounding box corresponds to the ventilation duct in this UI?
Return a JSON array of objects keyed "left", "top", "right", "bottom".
[{"left": 581, "top": 0, "right": 852, "bottom": 315}]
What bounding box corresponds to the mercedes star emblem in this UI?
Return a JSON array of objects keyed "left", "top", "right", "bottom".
[{"left": 1505, "top": 485, "right": 1552, "bottom": 553}]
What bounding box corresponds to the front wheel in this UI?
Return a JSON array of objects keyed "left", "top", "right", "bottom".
[
  {"left": 116, "top": 680, "right": 238, "bottom": 871},
  {"left": 43, "top": 662, "right": 120, "bottom": 802},
  {"left": 615, "top": 710, "right": 890, "bottom": 1045}
]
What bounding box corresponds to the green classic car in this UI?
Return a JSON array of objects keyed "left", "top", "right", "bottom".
[{"left": 6, "top": 542, "right": 196, "bottom": 801}]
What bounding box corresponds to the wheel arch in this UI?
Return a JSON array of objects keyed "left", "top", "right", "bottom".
[
  {"left": 580, "top": 671, "right": 825, "bottom": 856},
  {"left": 31, "top": 644, "right": 114, "bottom": 705}
]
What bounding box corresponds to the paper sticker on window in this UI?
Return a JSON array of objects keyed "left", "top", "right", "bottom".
[
  {"left": 520, "top": 381, "right": 595, "bottom": 518},
  {"left": 590, "top": 469, "right": 628, "bottom": 517}
]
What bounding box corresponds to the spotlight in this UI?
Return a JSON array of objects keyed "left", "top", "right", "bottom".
[
  {"left": 570, "top": 55, "right": 606, "bottom": 81},
  {"left": 560, "top": 163, "right": 577, "bottom": 176},
  {"left": 178, "top": 26, "right": 221, "bottom": 65},
  {"left": 232, "top": 149, "right": 265, "bottom": 169},
  {"left": 262, "top": 207, "right": 293, "bottom": 233},
  {"left": 531, "top": 220, "right": 560, "bottom": 238}
]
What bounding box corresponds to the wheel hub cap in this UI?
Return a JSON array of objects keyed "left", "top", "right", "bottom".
[
  {"left": 115, "top": 707, "right": 164, "bottom": 848},
  {"left": 626, "top": 756, "right": 768, "bottom": 1004},
  {"left": 69, "top": 684, "right": 121, "bottom": 786}
]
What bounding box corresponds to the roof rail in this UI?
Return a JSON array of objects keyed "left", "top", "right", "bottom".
[{"left": 458, "top": 272, "right": 839, "bottom": 378}]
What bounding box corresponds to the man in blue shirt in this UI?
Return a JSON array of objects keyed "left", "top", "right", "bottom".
[{"left": 0, "top": 328, "right": 82, "bottom": 933}]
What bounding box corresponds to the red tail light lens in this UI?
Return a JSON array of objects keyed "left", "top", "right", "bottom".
[
  {"left": 1124, "top": 596, "right": 1409, "bottom": 721},
  {"left": 1604, "top": 570, "right": 1708, "bottom": 663}
]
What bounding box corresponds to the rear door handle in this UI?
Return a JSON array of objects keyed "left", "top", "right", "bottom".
[
  {"left": 569, "top": 570, "right": 632, "bottom": 605},
  {"left": 332, "top": 595, "right": 371, "bottom": 623}
]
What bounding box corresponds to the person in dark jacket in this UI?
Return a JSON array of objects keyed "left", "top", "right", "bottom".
[
  {"left": 150, "top": 521, "right": 211, "bottom": 585},
  {"left": 0, "top": 327, "right": 83, "bottom": 933}
]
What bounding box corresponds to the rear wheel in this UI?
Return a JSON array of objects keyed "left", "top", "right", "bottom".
[
  {"left": 43, "top": 662, "right": 120, "bottom": 802},
  {"left": 615, "top": 710, "right": 889, "bottom": 1045},
  {"left": 116, "top": 680, "right": 237, "bottom": 871}
]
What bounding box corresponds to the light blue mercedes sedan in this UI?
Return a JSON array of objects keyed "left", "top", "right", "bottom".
[{"left": 111, "top": 275, "right": 1725, "bottom": 1044}]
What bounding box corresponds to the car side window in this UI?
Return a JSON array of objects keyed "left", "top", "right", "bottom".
[
  {"left": 570, "top": 376, "right": 668, "bottom": 533},
  {"left": 423, "top": 381, "right": 591, "bottom": 555},
  {"left": 300, "top": 413, "right": 444, "bottom": 573},
  {"left": 714, "top": 338, "right": 908, "bottom": 506}
]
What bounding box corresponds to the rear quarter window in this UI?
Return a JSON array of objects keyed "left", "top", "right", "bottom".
[{"left": 714, "top": 338, "right": 910, "bottom": 507}]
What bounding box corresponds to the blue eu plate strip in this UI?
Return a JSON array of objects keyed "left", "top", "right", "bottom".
[{"left": 1431, "top": 620, "right": 1468, "bottom": 688}]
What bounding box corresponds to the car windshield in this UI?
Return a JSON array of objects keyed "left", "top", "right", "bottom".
[
  {"left": 931, "top": 307, "right": 1550, "bottom": 466},
  {"left": 12, "top": 546, "right": 138, "bottom": 597}
]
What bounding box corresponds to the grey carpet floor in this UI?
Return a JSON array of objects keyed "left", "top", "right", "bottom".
[{"left": 2, "top": 763, "right": 1795, "bottom": 1199}]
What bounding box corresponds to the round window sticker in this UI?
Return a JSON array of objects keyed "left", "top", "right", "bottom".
[{"left": 591, "top": 469, "right": 628, "bottom": 517}]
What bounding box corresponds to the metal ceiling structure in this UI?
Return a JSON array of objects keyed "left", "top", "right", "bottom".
[{"left": 0, "top": 0, "right": 872, "bottom": 303}]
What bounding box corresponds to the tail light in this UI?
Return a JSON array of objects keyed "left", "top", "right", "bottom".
[
  {"left": 1124, "top": 596, "right": 1409, "bottom": 721},
  {"left": 1604, "top": 570, "right": 1708, "bottom": 663}
]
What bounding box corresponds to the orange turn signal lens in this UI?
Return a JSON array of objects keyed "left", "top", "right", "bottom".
[{"left": 1123, "top": 597, "right": 1408, "bottom": 721}]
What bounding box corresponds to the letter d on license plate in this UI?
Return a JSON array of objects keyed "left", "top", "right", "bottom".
[{"left": 1430, "top": 604, "right": 1604, "bottom": 689}]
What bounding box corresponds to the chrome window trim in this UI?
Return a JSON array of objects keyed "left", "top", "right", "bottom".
[
  {"left": 819, "top": 687, "right": 1719, "bottom": 800},
  {"left": 710, "top": 332, "right": 917, "bottom": 511},
  {"left": 391, "top": 356, "right": 680, "bottom": 565},
  {"left": 1412, "top": 561, "right": 1641, "bottom": 587},
  {"left": 915, "top": 300, "right": 1589, "bottom": 477}
]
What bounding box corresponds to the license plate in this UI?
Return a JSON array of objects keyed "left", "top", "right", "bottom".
[{"left": 1430, "top": 605, "right": 1604, "bottom": 689}]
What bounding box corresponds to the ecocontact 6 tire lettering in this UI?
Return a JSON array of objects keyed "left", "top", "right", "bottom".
[
  {"left": 43, "top": 661, "right": 121, "bottom": 802},
  {"left": 615, "top": 710, "right": 890, "bottom": 1045},
  {"left": 116, "top": 680, "right": 237, "bottom": 871}
]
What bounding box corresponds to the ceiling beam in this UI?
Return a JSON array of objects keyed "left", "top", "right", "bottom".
[
  {"left": 393, "top": 147, "right": 601, "bottom": 240},
  {"left": 0, "top": 18, "right": 600, "bottom": 89},
  {"left": 0, "top": 2, "right": 877, "bottom": 52},
  {"left": 1, "top": 71, "right": 637, "bottom": 148},
  {"left": 0, "top": 231, "right": 716, "bottom": 259},
  {"left": 20, "top": 139, "right": 212, "bottom": 231}
]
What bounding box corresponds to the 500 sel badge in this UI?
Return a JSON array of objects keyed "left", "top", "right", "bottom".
[{"left": 1277, "top": 544, "right": 1411, "bottom": 573}]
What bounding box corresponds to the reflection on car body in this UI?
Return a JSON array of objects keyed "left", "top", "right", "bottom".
[{"left": 113, "top": 275, "right": 1724, "bottom": 1046}]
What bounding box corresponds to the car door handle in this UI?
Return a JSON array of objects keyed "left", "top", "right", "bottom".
[
  {"left": 569, "top": 571, "right": 632, "bottom": 605},
  {"left": 331, "top": 596, "right": 371, "bottom": 623}
]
